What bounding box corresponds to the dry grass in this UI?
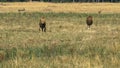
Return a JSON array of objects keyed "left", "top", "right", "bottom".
[
  {"left": 0, "top": 12, "right": 120, "bottom": 68},
  {"left": 0, "top": 2, "right": 120, "bottom": 67},
  {"left": 0, "top": 2, "right": 120, "bottom": 13}
]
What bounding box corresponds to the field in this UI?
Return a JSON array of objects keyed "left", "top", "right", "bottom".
[
  {"left": 0, "top": 2, "right": 120, "bottom": 68},
  {"left": 0, "top": 2, "right": 120, "bottom": 13}
]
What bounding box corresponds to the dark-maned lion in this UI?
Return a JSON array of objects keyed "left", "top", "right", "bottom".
[
  {"left": 39, "top": 17, "right": 46, "bottom": 32},
  {"left": 86, "top": 16, "right": 93, "bottom": 29}
]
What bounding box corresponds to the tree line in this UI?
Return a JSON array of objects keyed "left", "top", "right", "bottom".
[{"left": 0, "top": 0, "right": 120, "bottom": 2}]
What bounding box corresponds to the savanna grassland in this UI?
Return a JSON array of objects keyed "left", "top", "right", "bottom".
[
  {"left": 0, "top": 2, "right": 120, "bottom": 13},
  {"left": 0, "top": 2, "right": 120, "bottom": 68}
]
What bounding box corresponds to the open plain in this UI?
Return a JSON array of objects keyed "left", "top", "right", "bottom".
[{"left": 0, "top": 2, "right": 120, "bottom": 68}]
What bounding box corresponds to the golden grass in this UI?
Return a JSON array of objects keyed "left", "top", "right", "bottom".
[
  {"left": 0, "top": 11, "right": 120, "bottom": 68},
  {"left": 0, "top": 2, "right": 120, "bottom": 13}
]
